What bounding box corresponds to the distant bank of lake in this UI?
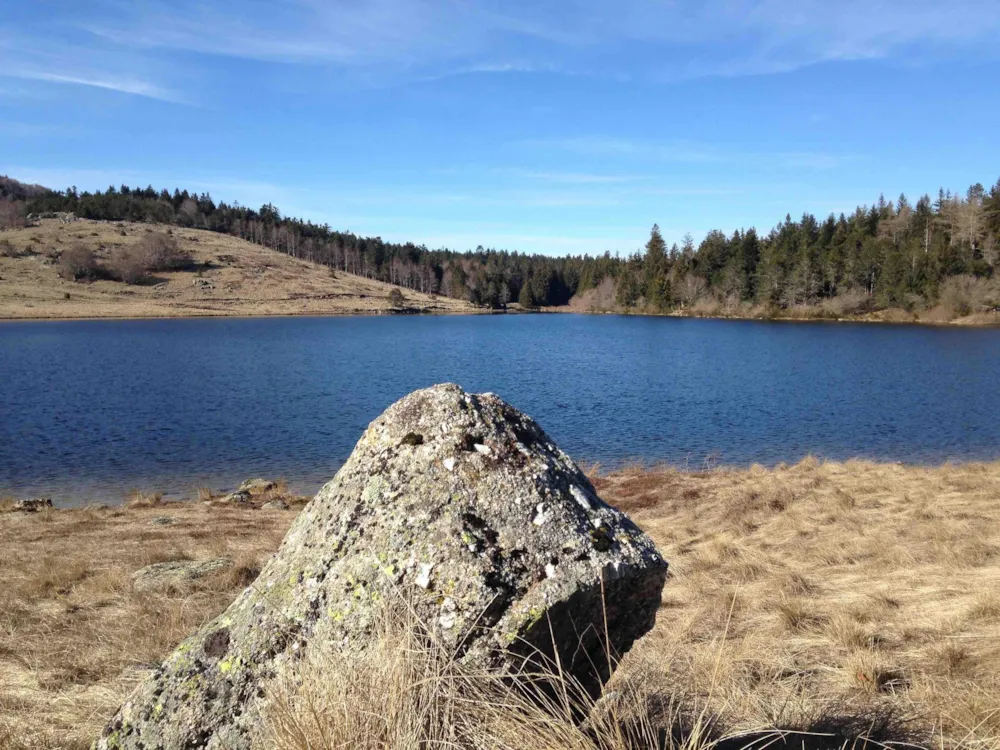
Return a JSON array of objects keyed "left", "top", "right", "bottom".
[{"left": 3, "top": 314, "right": 1000, "bottom": 506}]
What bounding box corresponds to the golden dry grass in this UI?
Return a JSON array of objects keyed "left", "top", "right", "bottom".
[
  {"left": 259, "top": 603, "right": 677, "bottom": 750},
  {"left": 0, "top": 219, "right": 476, "bottom": 319},
  {"left": 593, "top": 458, "right": 1000, "bottom": 748},
  {"left": 2, "top": 459, "right": 999, "bottom": 749},
  {"left": 0, "top": 501, "right": 296, "bottom": 749}
]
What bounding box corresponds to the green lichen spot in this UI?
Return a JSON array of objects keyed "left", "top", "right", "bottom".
[{"left": 362, "top": 476, "right": 388, "bottom": 504}]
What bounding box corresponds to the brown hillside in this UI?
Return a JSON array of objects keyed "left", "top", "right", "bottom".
[{"left": 0, "top": 219, "right": 477, "bottom": 319}]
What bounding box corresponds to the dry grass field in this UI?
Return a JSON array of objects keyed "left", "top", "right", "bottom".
[
  {"left": 2, "top": 460, "right": 999, "bottom": 749},
  {"left": 0, "top": 219, "right": 476, "bottom": 319}
]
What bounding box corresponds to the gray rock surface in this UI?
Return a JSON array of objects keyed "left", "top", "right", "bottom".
[
  {"left": 215, "top": 478, "right": 278, "bottom": 505},
  {"left": 13, "top": 497, "right": 52, "bottom": 512},
  {"left": 238, "top": 478, "right": 276, "bottom": 494},
  {"left": 260, "top": 499, "right": 289, "bottom": 511},
  {"left": 215, "top": 489, "right": 252, "bottom": 505},
  {"left": 97, "top": 384, "right": 668, "bottom": 749},
  {"left": 132, "top": 558, "right": 233, "bottom": 593}
]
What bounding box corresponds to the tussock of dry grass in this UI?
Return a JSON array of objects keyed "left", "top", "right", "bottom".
[
  {"left": 2, "top": 459, "right": 999, "bottom": 749},
  {"left": 0, "top": 501, "right": 294, "bottom": 749},
  {"left": 258, "top": 605, "right": 698, "bottom": 750},
  {"left": 593, "top": 458, "right": 1000, "bottom": 749}
]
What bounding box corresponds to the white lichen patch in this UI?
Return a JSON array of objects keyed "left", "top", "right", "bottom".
[
  {"left": 570, "top": 485, "right": 593, "bottom": 511},
  {"left": 415, "top": 562, "right": 434, "bottom": 589},
  {"left": 439, "top": 598, "right": 458, "bottom": 629}
]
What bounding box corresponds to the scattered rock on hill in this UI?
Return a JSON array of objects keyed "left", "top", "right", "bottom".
[
  {"left": 238, "top": 478, "right": 276, "bottom": 494},
  {"left": 214, "top": 477, "right": 280, "bottom": 505},
  {"left": 13, "top": 498, "right": 52, "bottom": 513},
  {"left": 215, "top": 489, "right": 252, "bottom": 505},
  {"left": 97, "top": 384, "right": 668, "bottom": 749},
  {"left": 131, "top": 558, "right": 233, "bottom": 593},
  {"left": 261, "top": 499, "right": 289, "bottom": 511}
]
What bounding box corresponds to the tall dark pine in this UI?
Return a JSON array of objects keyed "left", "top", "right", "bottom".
[{"left": 643, "top": 224, "right": 669, "bottom": 309}]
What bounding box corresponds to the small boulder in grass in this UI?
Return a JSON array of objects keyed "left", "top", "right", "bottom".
[
  {"left": 215, "top": 489, "right": 253, "bottom": 505},
  {"left": 261, "top": 499, "right": 289, "bottom": 511},
  {"left": 238, "top": 478, "right": 276, "bottom": 494},
  {"left": 14, "top": 498, "right": 53, "bottom": 513},
  {"left": 131, "top": 558, "right": 233, "bottom": 593},
  {"left": 97, "top": 384, "right": 668, "bottom": 749},
  {"left": 215, "top": 478, "right": 280, "bottom": 505}
]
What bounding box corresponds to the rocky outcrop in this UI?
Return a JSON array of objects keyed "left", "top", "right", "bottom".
[
  {"left": 213, "top": 478, "right": 279, "bottom": 505},
  {"left": 260, "top": 499, "right": 289, "bottom": 511},
  {"left": 132, "top": 558, "right": 233, "bottom": 593},
  {"left": 237, "top": 478, "right": 276, "bottom": 494},
  {"left": 12, "top": 497, "right": 52, "bottom": 513},
  {"left": 98, "top": 384, "right": 668, "bottom": 749}
]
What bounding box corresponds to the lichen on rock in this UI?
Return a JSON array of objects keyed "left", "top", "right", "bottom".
[{"left": 96, "top": 383, "right": 668, "bottom": 749}]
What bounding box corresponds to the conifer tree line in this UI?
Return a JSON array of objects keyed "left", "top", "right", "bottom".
[{"left": 7, "top": 176, "right": 1000, "bottom": 313}]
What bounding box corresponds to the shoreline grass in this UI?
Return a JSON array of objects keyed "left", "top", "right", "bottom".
[{"left": 2, "top": 458, "right": 999, "bottom": 749}]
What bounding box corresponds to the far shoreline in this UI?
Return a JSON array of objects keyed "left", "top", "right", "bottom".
[{"left": 3, "top": 304, "right": 999, "bottom": 328}]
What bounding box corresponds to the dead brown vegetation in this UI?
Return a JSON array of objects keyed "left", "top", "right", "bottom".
[
  {"left": 57, "top": 244, "right": 98, "bottom": 281},
  {"left": 1, "top": 460, "right": 999, "bottom": 749}
]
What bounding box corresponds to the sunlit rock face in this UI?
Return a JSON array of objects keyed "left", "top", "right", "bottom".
[{"left": 97, "top": 383, "right": 668, "bottom": 750}]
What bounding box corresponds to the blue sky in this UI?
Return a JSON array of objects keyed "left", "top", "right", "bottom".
[{"left": 2, "top": 1, "right": 999, "bottom": 255}]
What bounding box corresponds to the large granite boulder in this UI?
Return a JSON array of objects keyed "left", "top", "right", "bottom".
[{"left": 97, "top": 384, "right": 668, "bottom": 749}]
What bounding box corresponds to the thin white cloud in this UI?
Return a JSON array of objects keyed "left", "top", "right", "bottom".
[
  {"left": 64, "top": 0, "right": 1000, "bottom": 81},
  {"left": 0, "top": 121, "right": 80, "bottom": 138},
  {"left": 0, "top": 27, "right": 187, "bottom": 103},
  {"left": 498, "top": 169, "right": 651, "bottom": 185},
  {"left": 529, "top": 136, "right": 858, "bottom": 170},
  {"left": 82, "top": 0, "right": 487, "bottom": 66},
  {"left": 11, "top": 70, "right": 182, "bottom": 102}
]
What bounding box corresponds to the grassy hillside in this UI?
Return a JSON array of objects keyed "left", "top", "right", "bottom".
[
  {"left": 0, "top": 219, "right": 477, "bottom": 319},
  {"left": 2, "top": 459, "right": 998, "bottom": 749}
]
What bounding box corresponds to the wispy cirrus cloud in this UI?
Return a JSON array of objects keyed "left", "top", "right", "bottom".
[
  {"left": 2, "top": 0, "right": 997, "bottom": 106},
  {"left": 73, "top": 0, "right": 1000, "bottom": 80},
  {"left": 497, "top": 168, "right": 651, "bottom": 185},
  {"left": 0, "top": 27, "right": 186, "bottom": 103},
  {"left": 526, "top": 136, "right": 859, "bottom": 171},
  {"left": 11, "top": 70, "right": 182, "bottom": 103}
]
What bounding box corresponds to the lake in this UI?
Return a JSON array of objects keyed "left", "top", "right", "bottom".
[{"left": 2, "top": 314, "right": 999, "bottom": 506}]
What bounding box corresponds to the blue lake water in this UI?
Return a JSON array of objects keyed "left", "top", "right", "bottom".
[{"left": 2, "top": 314, "right": 999, "bottom": 506}]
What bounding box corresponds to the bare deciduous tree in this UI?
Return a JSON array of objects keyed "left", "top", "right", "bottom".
[
  {"left": 58, "top": 243, "right": 98, "bottom": 281},
  {"left": 0, "top": 198, "right": 25, "bottom": 229}
]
